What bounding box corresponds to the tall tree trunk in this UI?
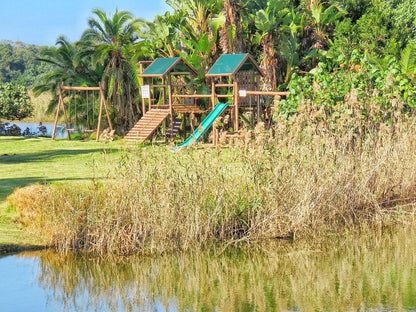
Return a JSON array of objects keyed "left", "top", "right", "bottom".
[
  {"left": 219, "top": 0, "right": 244, "bottom": 54},
  {"left": 260, "top": 34, "right": 277, "bottom": 90}
]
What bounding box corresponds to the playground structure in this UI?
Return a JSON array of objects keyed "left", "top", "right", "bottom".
[
  {"left": 52, "top": 53, "right": 289, "bottom": 146},
  {"left": 125, "top": 53, "right": 290, "bottom": 146},
  {"left": 124, "top": 57, "right": 206, "bottom": 142},
  {"left": 52, "top": 82, "right": 113, "bottom": 141}
]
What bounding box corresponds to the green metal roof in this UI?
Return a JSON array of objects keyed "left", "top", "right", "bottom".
[
  {"left": 206, "top": 53, "right": 263, "bottom": 77},
  {"left": 140, "top": 57, "right": 197, "bottom": 77}
]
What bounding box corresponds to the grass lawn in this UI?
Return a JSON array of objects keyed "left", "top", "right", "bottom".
[{"left": 0, "top": 136, "right": 127, "bottom": 249}]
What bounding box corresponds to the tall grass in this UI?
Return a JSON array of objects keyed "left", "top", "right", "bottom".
[
  {"left": 24, "top": 91, "right": 54, "bottom": 122},
  {"left": 9, "top": 91, "right": 416, "bottom": 255}
]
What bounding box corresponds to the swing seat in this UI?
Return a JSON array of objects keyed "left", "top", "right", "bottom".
[
  {"left": 66, "top": 128, "right": 78, "bottom": 132},
  {"left": 84, "top": 129, "right": 97, "bottom": 133}
]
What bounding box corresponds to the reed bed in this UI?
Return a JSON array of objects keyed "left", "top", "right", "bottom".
[{"left": 9, "top": 93, "right": 416, "bottom": 255}]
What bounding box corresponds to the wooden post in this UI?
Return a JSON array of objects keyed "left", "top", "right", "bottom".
[
  {"left": 211, "top": 81, "right": 216, "bottom": 110},
  {"left": 151, "top": 78, "right": 154, "bottom": 109},
  {"left": 139, "top": 63, "right": 146, "bottom": 115},
  {"left": 211, "top": 81, "right": 217, "bottom": 147},
  {"left": 58, "top": 83, "right": 72, "bottom": 140},
  {"left": 190, "top": 76, "right": 195, "bottom": 105},
  {"left": 168, "top": 74, "right": 173, "bottom": 137},
  {"left": 162, "top": 76, "right": 166, "bottom": 106},
  {"left": 96, "top": 83, "right": 104, "bottom": 142},
  {"left": 257, "top": 94, "right": 261, "bottom": 122},
  {"left": 100, "top": 83, "right": 113, "bottom": 132},
  {"left": 234, "top": 81, "right": 239, "bottom": 132},
  {"left": 52, "top": 83, "right": 63, "bottom": 140}
]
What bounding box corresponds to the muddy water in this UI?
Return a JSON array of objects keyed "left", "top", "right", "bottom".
[{"left": 0, "top": 227, "right": 415, "bottom": 311}]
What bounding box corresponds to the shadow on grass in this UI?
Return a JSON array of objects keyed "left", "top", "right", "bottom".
[
  {"left": 0, "top": 148, "right": 118, "bottom": 164},
  {"left": 0, "top": 137, "right": 27, "bottom": 142},
  {"left": 0, "top": 177, "right": 93, "bottom": 201}
]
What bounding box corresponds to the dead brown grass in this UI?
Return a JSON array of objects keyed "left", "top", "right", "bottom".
[{"left": 9, "top": 92, "right": 416, "bottom": 255}]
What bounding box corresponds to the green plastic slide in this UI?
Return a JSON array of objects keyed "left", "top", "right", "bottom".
[{"left": 171, "top": 102, "right": 230, "bottom": 151}]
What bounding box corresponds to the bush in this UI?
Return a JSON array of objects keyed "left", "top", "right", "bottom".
[
  {"left": 0, "top": 83, "right": 33, "bottom": 120},
  {"left": 281, "top": 52, "right": 416, "bottom": 123}
]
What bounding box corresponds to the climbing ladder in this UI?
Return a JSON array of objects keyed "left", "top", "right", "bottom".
[
  {"left": 166, "top": 118, "right": 182, "bottom": 138},
  {"left": 124, "top": 109, "right": 170, "bottom": 142}
]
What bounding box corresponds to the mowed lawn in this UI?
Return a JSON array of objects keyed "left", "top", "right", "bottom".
[{"left": 0, "top": 136, "right": 126, "bottom": 246}]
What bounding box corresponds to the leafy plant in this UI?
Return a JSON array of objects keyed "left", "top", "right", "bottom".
[{"left": 0, "top": 83, "right": 33, "bottom": 120}]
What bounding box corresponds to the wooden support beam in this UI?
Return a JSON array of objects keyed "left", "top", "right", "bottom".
[
  {"left": 234, "top": 81, "right": 239, "bottom": 132},
  {"left": 214, "top": 83, "right": 234, "bottom": 87},
  {"left": 96, "top": 91, "right": 104, "bottom": 142},
  {"left": 62, "top": 86, "right": 101, "bottom": 91},
  {"left": 140, "top": 62, "right": 146, "bottom": 115},
  {"left": 150, "top": 84, "right": 172, "bottom": 88},
  {"left": 168, "top": 74, "right": 174, "bottom": 137},
  {"left": 139, "top": 61, "right": 153, "bottom": 65},
  {"left": 162, "top": 77, "right": 166, "bottom": 105},
  {"left": 211, "top": 82, "right": 216, "bottom": 110},
  {"left": 211, "top": 81, "right": 217, "bottom": 147},
  {"left": 173, "top": 94, "right": 211, "bottom": 98},
  {"left": 52, "top": 83, "right": 62, "bottom": 140},
  {"left": 100, "top": 82, "right": 113, "bottom": 132},
  {"left": 240, "top": 113, "right": 255, "bottom": 129},
  {"left": 244, "top": 90, "right": 290, "bottom": 96}
]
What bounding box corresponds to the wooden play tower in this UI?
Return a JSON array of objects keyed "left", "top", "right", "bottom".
[
  {"left": 124, "top": 57, "right": 204, "bottom": 142},
  {"left": 124, "top": 54, "right": 289, "bottom": 144}
]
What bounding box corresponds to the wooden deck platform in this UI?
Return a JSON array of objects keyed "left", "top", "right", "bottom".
[{"left": 173, "top": 104, "right": 208, "bottom": 114}]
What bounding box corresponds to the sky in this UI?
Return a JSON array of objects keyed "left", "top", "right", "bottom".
[{"left": 0, "top": 0, "right": 170, "bottom": 46}]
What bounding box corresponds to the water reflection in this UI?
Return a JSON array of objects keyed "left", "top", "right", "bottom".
[
  {"left": 9, "top": 227, "right": 416, "bottom": 311},
  {"left": 0, "top": 122, "right": 68, "bottom": 138}
]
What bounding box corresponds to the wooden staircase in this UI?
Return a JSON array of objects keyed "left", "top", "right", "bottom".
[
  {"left": 166, "top": 118, "right": 182, "bottom": 138},
  {"left": 124, "top": 109, "right": 170, "bottom": 142}
]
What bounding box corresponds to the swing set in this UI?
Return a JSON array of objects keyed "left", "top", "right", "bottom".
[{"left": 52, "top": 82, "right": 113, "bottom": 141}]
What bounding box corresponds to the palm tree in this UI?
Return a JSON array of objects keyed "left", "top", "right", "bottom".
[
  {"left": 34, "top": 36, "right": 101, "bottom": 120},
  {"left": 163, "top": 0, "right": 223, "bottom": 77},
  {"left": 217, "top": 0, "right": 244, "bottom": 54},
  {"left": 140, "top": 12, "right": 179, "bottom": 58},
  {"left": 34, "top": 36, "right": 98, "bottom": 95},
  {"left": 304, "top": 0, "right": 345, "bottom": 50},
  {"left": 253, "top": 0, "right": 292, "bottom": 89},
  {"left": 81, "top": 9, "right": 144, "bottom": 130},
  {"left": 167, "top": 0, "right": 222, "bottom": 37}
]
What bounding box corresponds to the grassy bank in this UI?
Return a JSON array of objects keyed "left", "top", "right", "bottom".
[
  {"left": 9, "top": 113, "right": 416, "bottom": 256},
  {"left": 0, "top": 136, "right": 124, "bottom": 249}
]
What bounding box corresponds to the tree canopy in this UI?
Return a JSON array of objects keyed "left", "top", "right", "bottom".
[{"left": 10, "top": 0, "right": 414, "bottom": 129}]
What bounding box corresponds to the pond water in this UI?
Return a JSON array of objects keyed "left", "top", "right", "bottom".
[
  {"left": 0, "top": 227, "right": 415, "bottom": 312},
  {"left": 0, "top": 122, "right": 68, "bottom": 139}
]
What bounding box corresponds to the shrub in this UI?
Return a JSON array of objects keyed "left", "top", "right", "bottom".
[{"left": 0, "top": 83, "right": 33, "bottom": 120}]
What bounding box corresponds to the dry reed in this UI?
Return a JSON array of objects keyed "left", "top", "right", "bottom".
[{"left": 8, "top": 93, "right": 416, "bottom": 255}]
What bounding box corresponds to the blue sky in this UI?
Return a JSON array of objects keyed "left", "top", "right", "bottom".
[{"left": 0, "top": 0, "right": 170, "bottom": 46}]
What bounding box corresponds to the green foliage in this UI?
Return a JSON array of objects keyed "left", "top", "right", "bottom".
[
  {"left": 0, "top": 41, "right": 54, "bottom": 87},
  {"left": 0, "top": 83, "right": 33, "bottom": 120},
  {"left": 81, "top": 9, "right": 143, "bottom": 129},
  {"left": 281, "top": 51, "right": 416, "bottom": 120},
  {"left": 20, "top": 0, "right": 416, "bottom": 128}
]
